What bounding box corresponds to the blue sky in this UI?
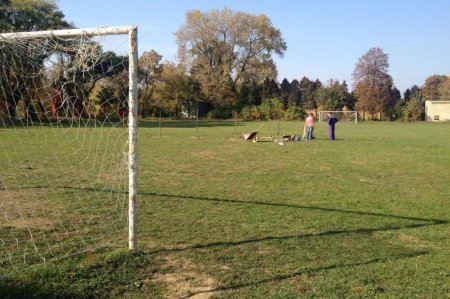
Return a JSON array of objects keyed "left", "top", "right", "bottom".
[{"left": 59, "top": 0, "right": 450, "bottom": 93}]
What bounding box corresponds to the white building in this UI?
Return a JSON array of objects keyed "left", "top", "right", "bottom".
[{"left": 425, "top": 101, "right": 450, "bottom": 121}]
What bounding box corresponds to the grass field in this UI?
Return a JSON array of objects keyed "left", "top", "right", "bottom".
[{"left": 1, "top": 120, "right": 449, "bottom": 298}]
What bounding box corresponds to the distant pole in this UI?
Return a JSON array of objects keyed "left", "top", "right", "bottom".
[
  {"left": 158, "top": 110, "right": 162, "bottom": 138},
  {"left": 234, "top": 110, "right": 238, "bottom": 141},
  {"left": 277, "top": 117, "right": 281, "bottom": 138},
  {"left": 195, "top": 106, "right": 199, "bottom": 138}
]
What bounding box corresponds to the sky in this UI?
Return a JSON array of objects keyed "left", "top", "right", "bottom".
[{"left": 59, "top": 0, "right": 450, "bottom": 94}]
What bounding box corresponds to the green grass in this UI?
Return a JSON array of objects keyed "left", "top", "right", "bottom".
[{"left": 1, "top": 120, "right": 449, "bottom": 298}]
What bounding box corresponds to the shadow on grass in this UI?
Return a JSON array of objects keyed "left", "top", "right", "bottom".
[
  {"left": 53, "top": 187, "right": 447, "bottom": 254},
  {"left": 52, "top": 187, "right": 447, "bottom": 224},
  {"left": 0, "top": 282, "right": 81, "bottom": 299},
  {"left": 147, "top": 221, "right": 438, "bottom": 255},
  {"left": 12, "top": 186, "right": 449, "bottom": 232},
  {"left": 140, "top": 192, "right": 447, "bottom": 252},
  {"left": 179, "top": 250, "right": 428, "bottom": 298},
  {"left": 145, "top": 192, "right": 447, "bottom": 224}
]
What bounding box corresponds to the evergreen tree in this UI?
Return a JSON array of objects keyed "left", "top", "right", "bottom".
[
  {"left": 315, "top": 79, "right": 352, "bottom": 111},
  {"left": 403, "top": 88, "right": 412, "bottom": 101},
  {"left": 279, "top": 78, "right": 291, "bottom": 109},
  {"left": 261, "top": 77, "right": 280, "bottom": 101},
  {"left": 300, "top": 76, "right": 321, "bottom": 111},
  {"left": 288, "top": 79, "right": 302, "bottom": 108}
]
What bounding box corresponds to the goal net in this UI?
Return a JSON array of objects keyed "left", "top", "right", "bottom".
[
  {"left": 318, "top": 111, "right": 358, "bottom": 123},
  {"left": 0, "top": 26, "right": 138, "bottom": 276}
]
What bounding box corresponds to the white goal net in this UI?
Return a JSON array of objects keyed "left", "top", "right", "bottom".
[
  {"left": 0, "top": 26, "right": 138, "bottom": 276},
  {"left": 318, "top": 111, "right": 358, "bottom": 123}
]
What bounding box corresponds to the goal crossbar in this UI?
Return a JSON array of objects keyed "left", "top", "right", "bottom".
[
  {"left": 0, "top": 25, "right": 136, "bottom": 39},
  {"left": 318, "top": 111, "right": 358, "bottom": 123}
]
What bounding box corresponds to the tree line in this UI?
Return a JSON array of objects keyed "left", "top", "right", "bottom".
[{"left": 1, "top": 2, "right": 449, "bottom": 122}]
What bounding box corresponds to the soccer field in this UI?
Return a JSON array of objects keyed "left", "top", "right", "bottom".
[{"left": 1, "top": 120, "right": 449, "bottom": 298}]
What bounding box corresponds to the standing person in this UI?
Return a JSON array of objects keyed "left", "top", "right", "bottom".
[
  {"left": 304, "top": 112, "right": 314, "bottom": 140},
  {"left": 328, "top": 112, "right": 338, "bottom": 140}
]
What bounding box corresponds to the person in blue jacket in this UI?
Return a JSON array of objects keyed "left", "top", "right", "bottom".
[{"left": 328, "top": 112, "right": 338, "bottom": 140}]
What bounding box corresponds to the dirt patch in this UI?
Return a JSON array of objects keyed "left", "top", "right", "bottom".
[
  {"left": 153, "top": 254, "right": 218, "bottom": 299},
  {"left": 191, "top": 150, "right": 216, "bottom": 160},
  {"left": 253, "top": 244, "right": 275, "bottom": 258},
  {"left": 0, "top": 189, "right": 55, "bottom": 229},
  {"left": 398, "top": 234, "right": 420, "bottom": 244},
  {"left": 359, "top": 178, "right": 374, "bottom": 183},
  {"left": 3, "top": 216, "right": 53, "bottom": 229},
  {"left": 350, "top": 160, "right": 364, "bottom": 166},
  {"left": 351, "top": 285, "right": 367, "bottom": 294},
  {"left": 286, "top": 273, "right": 315, "bottom": 294}
]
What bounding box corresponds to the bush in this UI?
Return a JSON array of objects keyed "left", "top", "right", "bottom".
[
  {"left": 239, "top": 96, "right": 311, "bottom": 122},
  {"left": 241, "top": 105, "right": 261, "bottom": 120},
  {"left": 285, "top": 106, "right": 304, "bottom": 120},
  {"left": 385, "top": 101, "right": 406, "bottom": 121},
  {"left": 207, "top": 107, "right": 232, "bottom": 119},
  {"left": 241, "top": 100, "right": 306, "bottom": 121},
  {"left": 403, "top": 98, "right": 424, "bottom": 121},
  {"left": 259, "top": 98, "right": 284, "bottom": 120},
  {"left": 241, "top": 100, "right": 284, "bottom": 121}
]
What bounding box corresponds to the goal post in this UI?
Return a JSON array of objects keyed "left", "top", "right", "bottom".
[
  {"left": 128, "top": 26, "right": 138, "bottom": 251},
  {"left": 318, "top": 111, "right": 358, "bottom": 123},
  {"left": 0, "top": 25, "right": 138, "bottom": 275}
]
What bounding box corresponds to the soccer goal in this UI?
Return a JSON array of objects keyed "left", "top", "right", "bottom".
[
  {"left": 318, "top": 111, "right": 358, "bottom": 123},
  {"left": 0, "top": 26, "right": 138, "bottom": 276}
]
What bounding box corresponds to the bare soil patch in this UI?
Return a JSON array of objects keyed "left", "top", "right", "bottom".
[
  {"left": 0, "top": 190, "right": 54, "bottom": 229},
  {"left": 153, "top": 254, "right": 217, "bottom": 299}
]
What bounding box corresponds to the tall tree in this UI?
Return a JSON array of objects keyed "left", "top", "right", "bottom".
[
  {"left": 249, "top": 80, "right": 262, "bottom": 106},
  {"left": 352, "top": 47, "right": 394, "bottom": 119},
  {"left": 236, "top": 79, "right": 263, "bottom": 108},
  {"left": 138, "top": 50, "right": 162, "bottom": 117},
  {"left": 153, "top": 62, "right": 198, "bottom": 118},
  {"left": 342, "top": 81, "right": 356, "bottom": 110},
  {"left": 403, "top": 88, "right": 411, "bottom": 101},
  {"left": 404, "top": 85, "right": 421, "bottom": 101},
  {"left": 279, "top": 78, "right": 291, "bottom": 109},
  {"left": 0, "top": 0, "right": 72, "bottom": 33},
  {"left": 175, "top": 8, "right": 286, "bottom": 106},
  {"left": 438, "top": 77, "right": 450, "bottom": 101},
  {"left": 287, "top": 79, "right": 302, "bottom": 108},
  {"left": 422, "top": 75, "right": 449, "bottom": 102},
  {"left": 261, "top": 77, "right": 280, "bottom": 101},
  {"left": 300, "top": 76, "right": 321, "bottom": 111},
  {"left": 410, "top": 85, "right": 421, "bottom": 99},
  {"left": 316, "top": 79, "right": 352, "bottom": 111},
  {"left": 385, "top": 86, "right": 402, "bottom": 120},
  {"left": 236, "top": 82, "right": 251, "bottom": 110}
]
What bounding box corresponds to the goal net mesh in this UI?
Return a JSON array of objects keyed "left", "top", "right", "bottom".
[
  {"left": 0, "top": 31, "right": 131, "bottom": 276},
  {"left": 318, "top": 111, "right": 357, "bottom": 123}
]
